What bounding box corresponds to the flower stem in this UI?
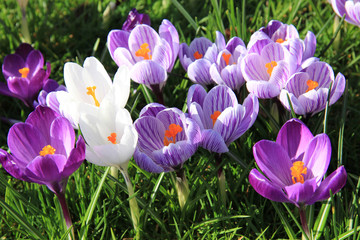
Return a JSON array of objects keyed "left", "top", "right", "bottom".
[
  {"left": 55, "top": 191, "right": 74, "bottom": 240},
  {"left": 150, "top": 84, "right": 164, "bottom": 105},
  {"left": 175, "top": 168, "right": 190, "bottom": 210},
  {"left": 120, "top": 168, "right": 140, "bottom": 239},
  {"left": 215, "top": 153, "right": 227, "bottom": 206},
  {"left": 299, "top": 205, "right": 311, "bottom": 240},
  {"left": 110, "top": 166, "right": 118, "bottom": 188}
]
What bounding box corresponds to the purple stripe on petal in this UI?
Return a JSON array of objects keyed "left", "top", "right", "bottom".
[
  {"left": 329, "top": 72, "right": 345, "bottom": 105},
  {"left": 200, "top": 129, "right": 228, "bottom": 153},
  {"left": 107, "top": 30, "right": 130, "bottom": 59},
  {"left": 134, "top": 116, "right": 165, "bottom": 153},
  {"left": 139, "top": 103, "right": 167, "bottom": 117},
  {"left": 187, "top": 84, "right": 207, "bottom": 107},
  {"left": 134, "top": 148, "right": 165, "bottom": 173},
  {"left": 187, "top": 59, "right": 213, "bottom": 85},
  {"left": 130, "top": 61, "right": 167, "bottom": 86}
]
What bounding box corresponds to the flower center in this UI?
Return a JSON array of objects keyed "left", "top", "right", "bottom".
[
  {"left": 86, "top": 86, "right": 100, "bottom": 107},
  {"left": 107, "top": 132, "right": 117, "bottom": 144},
  {"left": 222, "top": 53, "right": 231, "bottom": 66},
  {"left": 18, "top": 67, "right": 29, "bottom": 78},
  {"left": 163, "top": 124, "right": 183, "bottom": 146},
  {"left": 276, "top": 38, "right": 285, "bottom": 44},
  {"left": 210, "top": 111, "right": 221, "bottom": 127},
  {"left": 265, "top": 61, "right": 277, "bottom": 76},
  {"left": 39, "top": 145, "right": 56, "bottom": 156},
  {"left": 193, "top": 51, "right": 203, "bottom": 60},
  {"left": 135, "top": 43, "right": 152, "bottom": 60},
  {"left": 306, "top": 79, "right": 319, "bottom": 93},
  {"left": 290, "top": 161, "right": 307, "bottom": 184}
]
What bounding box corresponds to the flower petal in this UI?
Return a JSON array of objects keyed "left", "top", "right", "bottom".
[
  {"left": 139, "top": 103, "right": 167, "bottom": 117},
  {"left": 284, "top": 178, "right": 317, "bottom": 205},
  {"left": 134, "top": 148, "right": 166, "bottom": 173},
  {"left": 200, "top": 129, "right": 228, "bottom": 153},
  {"left": 130, "top": 61, "right": 167, "bottom": 87},
  {"left": 107, "top": 30, "right": 130, "bottom": 59},
  {"left": 187, "top": 59, "right": 213, "bottom": 85}
]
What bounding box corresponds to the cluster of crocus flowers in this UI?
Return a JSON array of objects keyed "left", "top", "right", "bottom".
[
  {"left": 0, "top": 106, "right": 86, "bottom": 230},
  {"left": 1, "top": 43, "right": 51, "bottom": 107},
  {"left": 331, "top": 0, "right": 360, "bottom": 26}
]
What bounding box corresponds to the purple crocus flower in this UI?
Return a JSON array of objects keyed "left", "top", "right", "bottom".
[
  {"left": 122, "top": 8, "right": 151, "bottom": 32},
  {"left": 279, "top": 61, "right": 346, "bottom": 116},
  {"left": 247, "top": 20, "right": 317, "bottom": 63},
  {"left": 35, "top": 79, "right": 67, "bottom": 108},
  {"left": 0, "top": 106, "right": 85, "bottom": 194},
  {"left": 241, "top": 42, "right": 293, "bottom": 99},
  {"left": 249, "top": 118, "right": 347, "bottom": 206},
  {"left": 134, "top": 103, "right": 201, "bottom": 173},
  {"left": 209, "top": 31, "right": 247, "bottom": 92},
  {"left": 187, "top": 84, "right": 259, "bottom": 153},
  {"left": 331, "top": 0, "right": 360, "bottom": 26},
  {"left": 107, "top": 19, "right": 179, "bottom": 91},
  {"left": 1, "top": 43, "right": 51, "bottom": 107}
]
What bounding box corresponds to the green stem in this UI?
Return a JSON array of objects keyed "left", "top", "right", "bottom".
[
  {"left": 120, "top": 167, "right": 140, "bottom": 239},
  {"left": 215, "top": 153, "right": 227, "bottom": 206},
  {"left": 55, "top": 191, "right": 74, "bottom": 240},
  {"left": 299, "top": 205, "right": 311, "bottom": 240},
  {"left": 175, "top": 168, "right": 190, "bottom": 210},
  {"left": 110, "top": 166, "right": 118, "bottom": 188}
]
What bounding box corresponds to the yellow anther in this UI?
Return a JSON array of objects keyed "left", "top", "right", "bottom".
[
  {"left": 306, "top": 79, "right": 319, "bottom": 93},
  {"left": 193, "top": 51, "right": 203, "bottom": 60},
  {"left": 222, "top": 53, "right": 231, "bottom": 66},
  {"left": 19, "top": 67, "right": 30, "bottom": 78},
  {"left": 135, "top": 43, "right": 152, "bottom": 60},
  {"left": 290, "top": 161, "right": 307, "bottom": 184},
  {"left": 86, "top": 86, "right": 100, "bottom": 107},
  {"left": 265, "top": 61, "right": 278, "bottom": 76},
  {"left": 107, "top": 132, "right": 117, "bottom": 144},
  {"left": 210, "top": 111, "right": 221, "bottom": 127},
  {"left": 163, "top": 124, "right": 183, "bottom": 146},
  {"left": 39, "top": 145, "right": 56, "bottom": 156}
]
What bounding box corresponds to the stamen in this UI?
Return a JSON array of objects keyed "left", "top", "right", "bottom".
[
  {"left": 265, "top": 61, "right": 278, "bottom": 76},
  {"left": 39, "top": 145, "right": 56, "bottom": 156},
  {"left": 210, "top": 111, "right": 221, "bottom": 127},
  {"left": 163, "top": 124, "right": 183, "bottom": 146},
  {"left": 135, "top": 43, "right": 152, "bottom": 60},
  {"left": 19, "top": 67, "right": 30, "bottom": 78},
  {"left": 306, "top": 79, "right": 319, "bottom": 93},
  {"left": 222, "top": 53, "right": 231, "bottom": 66},
  {"left": 193, "top": 51, "right": 203, "bottom": 60},
  {"left": 276, "top": 38, "right": 285, "bottom": 44},
  {"left": 107, "top": 132, "right": 117, "bottom": 144},
  {"left": 86, "top": 86, "right": 100, "bottom": 107},
  {"left": 290, "top": 161, "right": 307, "bottom": 184}
]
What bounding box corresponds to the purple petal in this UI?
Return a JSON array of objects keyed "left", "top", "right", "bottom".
[
  {"left": 200, "top": 129, "right": 228, "bottom": 153},
  {"left": 303, "top": 31, "right": 316, "bottom": 60},
  {"left": 187, "top": 84, "right": 207, "bottom": 107},
  {"left": 276, "top": 118, "right": 314, "bottom": 162},
  {"left": 226, "top": 37, "right": 245, "bottom": 53},
  {"left": 279, "top": 90, "right": 306, "bottom": 115},
  {"left": 262, "top": 20, "right": 283, "bottom": 37},
  {"left": 247, "top": 35, "right": 272, "bottom": 55},
  {"left": 2, "top": 54, "right": 25, "bottom": 79},
  {"left": 271, "top": 24, "right": 299, "bottom": 42},
  {"left": 134, "top": 116, "right": 165, "bottom": 154},
  {"left": 113, "top": 48, "right": 135, "bottom": 68},
  {"left": 331, "top": 0, "right": 356, "bottom": 24},
  {"left": 249, "top": 169, "right": 290, "bottom": 202},
  {"left": 139, "top": 103, "right": 167, "bottom": 117},
  {"left": 246, "top": 80, "right": 281, "bottom": 99},
  {"left": 156, "top": 108, "right": 187, "bottom": 141},
  {"left": 253, "top": 140, "right": 293, "bottom": 187},
  {"left": 159, "top": 19, "right": 179, "bottom": 70},
  {"left": 7, "top": 77, "right": 30, "bottom": 100},
  {"left": 130, "top": 61, "right": 167, "bottom": 87},
  {"left": 0, "top": 149, "right": 28, "bottom": 181},
  {"left": 307, "top": 166, "right": 347, "bottom": 205},
  {"left": 285, "top": 38, "right": 304, "bottom": 66},
  {"left": 0, "top": 82, "right": 21, "bottom": 99},
  {"left": 152, "top": 39, "right": 173, "bottom": 71},
  {"left": 134, "top": 148, "right": 166, "bottom": 173},
  {"left": 215, "top": 31, "right": 226, "bottom": 50},
  {"left": 284, "top": 178, "right": 317, "bottom": 205},
  {"left": 241, "top": 53, "right": 269, "bottom": 81},
  {"left": 128, "top": 25, "right": 161, "bottom": 61},
  {"left": 50, "top": 117, "right": 75, "bottom": 156},
  {"left": 284, "top": 72, "right": 310, "bottom": 98},
  {"left": 179, "top": 43, "right": 192, "bottom": 71},
  {"left": 187, "top": 59, "right": 214, "bottom": 85},
  {"left": 107, "top": 30, "right": 130, "bottom": 59},
  {"left": 185, "top": 117, "right": 202, "bottom": 145},
  {"left": 329, "top": 72, "right": 346, "bottom": 105},
  {"left": 298, "top": 88, "right": 328, "bottom": 114},
  {"left": 26, "top": 106, "right": 59, "bottom": 142},
  {"left": 15, "top": 43, "right": 34, "bottom": 59},
  {"left": 26, "top": 50, "right": 44, "bottom": 79},
  {"left": 188, "top": 102, "right": 206, "bottom": 130},
  {"left": 304, "top": 62, "right": 334, "bottom": 89},
  {"left": 62, "top": 136, "right": 85, "bottom": 177},
  {"left": 220, "top": 64, "right": 244, "bottom": 91}
]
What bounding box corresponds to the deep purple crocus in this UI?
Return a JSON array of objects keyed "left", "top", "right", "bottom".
[
  {"left": 134, "top": 103, "right": 201, "bottom": 173},
  {"left": 122, "top": 8, "right": 151, "bottom": 32},
  {"left": 279, "top": 61, "right": 346, "bottom": 116},
  {"left": 187, "top": 84, "right": 259, "bottom": 153},
  {"left": 1, "top": 43, "right": 51, "bottom": 107},
  {"left": 107, "top": 19, "right": 179, "bottom": 93},
  {"left": 249, "top": 118, "right": 347, "bottom": 207},
  {"left": 331, "top": 0, "right": 360, "bottom": 27},
  {"left": 209, "top": 31, "right": 247, "bottom": 92},
  {"left": 0, "top": 106, "right": 85, "bottom": 194}
]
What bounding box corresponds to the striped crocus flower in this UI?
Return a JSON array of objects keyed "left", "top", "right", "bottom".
[{"left": 331, "top": 0, "right": 360, "bottom": 27}]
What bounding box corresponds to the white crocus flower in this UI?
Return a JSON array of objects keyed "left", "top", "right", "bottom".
[{"left": 52, "top": 56, "right": 129, "bottom": 128}]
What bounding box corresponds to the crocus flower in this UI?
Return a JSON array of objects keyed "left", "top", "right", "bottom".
[
  {"left": 179, "top": 35, "right": 218, "bottom": 85},
  {"left": 122, "top": 8, "right": 151, "bottom": 31},
  {"left": 249, "top": 118, "right": 347, "bottom": 206},
  {"left": 247, "top": 20, "right": 317, "bottom": 63},
  {"left": 134, "top": 103, "right": 201, "bottom": 173},
  {"left": 209, "top": 31, "right": 247, "bottom": 92},
  {"left": 107, "top": 19, "right": 179, "bottom": 91},
  {"left": 187, "top": 84, "right": 259, "bottom": 153},
  {"left": 279, "top": 61, "right": 346, "bottom": 116},
  {"left": 331, "top": 0, "right": 360, "bottom": 26},
  {"left": 36, "top": 79, "right": 66, "bottom": 108},
  {"left": 52, "top": 57, "right": 129, "bottom": 128},
  {"left": 241, "top": 42, "right": 293, "bottom": 99},
  {"left": 1, "top": 43, "right": 51, "bottom": 107},
  {"left": 0, "top": 106, "right": 85, "bottom": 194}
]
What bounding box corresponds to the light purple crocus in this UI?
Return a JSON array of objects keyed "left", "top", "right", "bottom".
[
  {"left": 1, "top": 43, "right": 51, "bottom": 107},
  {"left": 209, "top": 31, "right": 247, "bottom": 92},
  {"left": 35, "top": 79, "right": 66, "bottom": 108},
  {"left": 249, "top": 118, "right": 347, "bottom": 207},
  {"left": 134, "top": 103, "right": 201, "bottom": 173},
  {"left": 247, "top": 20, "right": 317, "bottom": 63},
  {"left": 187, "top": 84, "right": 259, "bottom": 153},
  {"left": 107, "top": 19, "right": 179, "bottom": 92},
  {"left": 122, "top": 8, "right": 151, "bottom": 31},
  {"left": 0, "top": 106, "right": 85, "bottom": 194},
  {"left": 241, "top": 42, "right": 293, "bottom": 99},
  {"left": 331, "top": 0, "right": 360, "bottom": 26},
  {"left": 279, "top": 61, "right": 346, "bottom": 116}
]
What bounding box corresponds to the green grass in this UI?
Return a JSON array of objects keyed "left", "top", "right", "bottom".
[{"left": 1, "top": 0, "right": 360, "bottom": 239}]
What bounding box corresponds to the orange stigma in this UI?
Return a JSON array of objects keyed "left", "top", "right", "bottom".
[
  {"left": 86, "top": 86, "right": 100, "bottom": 107},
  {"left": 306, "top": 79, "right": 319, "bottom": 93},
  {"left": 39, "top": 145, "right": 56, "bottom": 156},
  {"left": 163, "top": 124, "right": 183, "bottom": 146},
  {"left": 290, "top": 161, "right": 307, "bottom": 184},
  {"left": 193, "top": 51, "right": 203, "bottom": 60},
  {"left": 135, "top": 43, "right": 152, "bottom": 60},
  {"left": 210, "top": 111, "right": 221, "bottom": 127},
  {"left": 276, "top": 38, "right": 285, "bottom": 44},
  {"left": 107, "top": 132, "right": 117, "bottom": 144},
  {"left": 222, "top": 53, "right": 231, "bottom": 65},
  {"left": 19, "top": 67, "right": 30, "bottom": 78},
  {"left": 265, "top": 61, "right": 278, "bottom": 76}
]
